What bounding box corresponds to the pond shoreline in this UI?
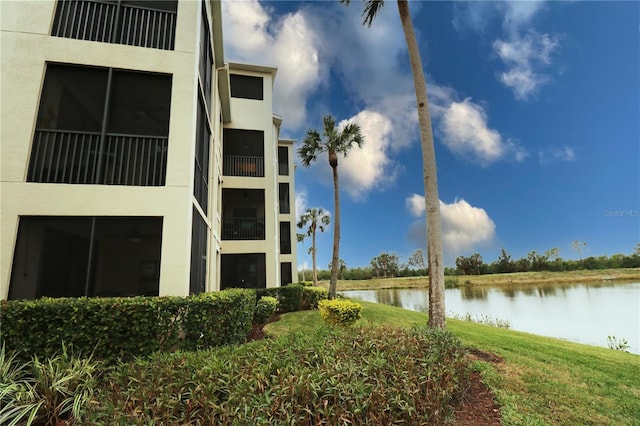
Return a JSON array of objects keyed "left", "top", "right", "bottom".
[{"left": 316, "top": 268, "right": 640, "bottom": 291}]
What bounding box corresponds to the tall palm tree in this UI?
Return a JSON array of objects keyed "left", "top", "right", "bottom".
[
  {"left": 297, "top": 208, "right": 331, "bottom": 286},
  {"left": 341, "top": 0, "right": 446, "bottom": 328},
  {"left": 298, "top": 115, "right": 364, "bottom": 299}
]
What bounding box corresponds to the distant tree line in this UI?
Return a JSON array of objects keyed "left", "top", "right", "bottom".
[{"left": 298, "top": 244, "right": 640, "bottom": 281}]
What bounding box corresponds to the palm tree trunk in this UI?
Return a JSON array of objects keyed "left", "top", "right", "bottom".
[
  {"left": 397, "top": 0, "right": 446, "bottom": 329},
  {"left": 329, "top": 164, "right": 340, "bottom": 299},
  {"left": 312, "top": 227, "right": 318, "bottom": 286}
]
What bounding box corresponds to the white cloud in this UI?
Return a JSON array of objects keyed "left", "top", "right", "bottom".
[
  {"left": 222, "top": 0, "right": 323, "bottom": 129},
  {"left": 494, "top": 32, "right": 560, "bottom": 100},
  {"left": 429, "top": 91, "right": 527, "bottom": 165},
  {"left": 406, "top": 195, "right": 496, "bottom": 256},
  {"left": 450, "top": 1, "right": 560, "bottom": 101},
  {"left": 539, "top": 146, "right": 576, "bottom": 165},
  {"left": 294, "top": 187, "right": 307, "bottom": 221},
  {"left": 338, "top": 110, "right": 398, "bottom": 199},
  {"left": 406, "top": 193, "right": 425, "bottom": 217}
]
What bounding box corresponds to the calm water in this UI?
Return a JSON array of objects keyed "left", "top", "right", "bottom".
[{"left": 342, "top": 281, "right": 640, "bottom": 354}]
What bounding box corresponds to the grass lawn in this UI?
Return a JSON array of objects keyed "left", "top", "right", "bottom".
[
  {"left": 317, "top": 268, "right": 640, "bottom": 291},
  {"left": 265, "top": 301, "right": 640, "bottom": 426}
]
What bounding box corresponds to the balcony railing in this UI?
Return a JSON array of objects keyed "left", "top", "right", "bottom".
[
  {"left": 28, "top": 129, "right": 167, "bottom": 186},
  {"left": 222, "top": 217, "right": 265, "bottom": 240},
  {"left": 223, "top": 155, "right": 264, "bottom": 177},
  {"left": 52, "top": 0, "right": 176, "bottom": 50}
]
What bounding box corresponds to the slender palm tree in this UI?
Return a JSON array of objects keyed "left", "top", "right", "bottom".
[
  {"left": 297, "top": 208, "right": 331, "bottom": 286},
  {"left": 341, "top": 0, "right": 446, "bottom": 328},
  {"left": 298, "top": 115, "right": 364, "bottom": 299}
]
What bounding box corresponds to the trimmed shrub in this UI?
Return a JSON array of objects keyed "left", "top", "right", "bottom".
[
  {"left": 254, "top": 296, "right": 277, "bottom": 324},
  {"left": 318, "top": 299, "right": 362, "bottom": 327},
  {"left": 0, "top": 289, "right": 256, "bottom": 363},
  {"left": 301, "top": 286, "right": 328, "bottom": 309},
  {"left": 277, "top": 284, "right": 304, "bottom": 313},
  {"left": 256, "top": 284, "right": 305, "bottom": 313},
  {"left": 86, "top": 326, "right": 470, "bottom": 425}
]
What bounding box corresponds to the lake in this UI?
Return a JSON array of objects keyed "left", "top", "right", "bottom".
[{"left": 341, "top": 281, "right": 640, "bottom": 354}]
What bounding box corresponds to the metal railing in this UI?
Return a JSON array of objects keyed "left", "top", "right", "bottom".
[
  {"left": 223, "top": 155, "right": 264, "bottom": 177},
  {"left": 222, "top": 217, "right": 265, "bottom": 240},
  {"left": 28, "top": 129, "right": 167, "bottom": 186},
  {"left": 52, "top": 0, "right": 176, "bottom": 50}
]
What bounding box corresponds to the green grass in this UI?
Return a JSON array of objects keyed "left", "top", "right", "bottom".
[{"left": 265, "top": 301, "right": 640, "bottom": 426}]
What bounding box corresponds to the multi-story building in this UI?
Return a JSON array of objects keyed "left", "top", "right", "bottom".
[{"left": 0, "top": 0, "right": 297, "bottom": 300}]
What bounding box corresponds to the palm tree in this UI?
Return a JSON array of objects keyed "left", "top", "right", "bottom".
[
  {"left": 298, "top": 115, "right": 364, "bottom": 299},
  {"left": 297, "top": 208, "right": 331, "bottom": 286},
  {"left": 341, "top": 0, "right": 446, "bottom": 328}
]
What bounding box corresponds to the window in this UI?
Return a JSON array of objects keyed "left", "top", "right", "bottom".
[
  {"left": 279, "top": 183, "right": 290, "bottom": 214},
  {"left": 230, "top": 74, "right": 263, "bottom": 100},
  {"left": 9, "top": 216, "right": 162, "bottom": 300},
  {"left": 28, "top": 64, "right": 171, "bottom": 186},
  {"left": 194, "top": 96, "right": 211, "bottom": 212},
  {"left": 190, "top": 208, "right": 207, "bottom": 295},
  {"left": 278, "top": 146, "right": 289, "bottom": 175},
  {"left": 52, "top": 0, "right": 177, "bottom": 50},
  {"left": 199, "top": 2, "right": 214, "bottom": 109},
  {"left": 280, "top": 262, "right": 292, "bottom": 287},
  {"left": 280, "top": 222, "right": 291, "bottom": 254}
]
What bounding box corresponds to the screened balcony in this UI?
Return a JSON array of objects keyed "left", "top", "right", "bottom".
[
  {"left": 8, "top": 216, "right": 162, "bottom": 300},
  {"left": 223, "top": 129, "right": 264, "bottom": 177},
  {"left": 52, "top": 0, "right": 177, "bottom": 50},
  {"left": 28, "top": 63, "right": 171, "bottom": 186},
  {"left": 221, "top": 254, "right": 266, "bottom": 289},
  {"left": 221, "top": 189, "right": 265, "bottom": 240}
]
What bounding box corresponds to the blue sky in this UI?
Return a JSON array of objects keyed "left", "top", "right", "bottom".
[{"left": 222, "top": 1, "right": 639, "bottom": 270}]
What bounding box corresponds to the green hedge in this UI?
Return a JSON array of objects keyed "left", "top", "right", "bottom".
[
  {"left": 0, "top": 289, "right": 256, "bottom": 363},
  {"left": 256, "top": 283, "right": 304, "bottom": 313},
  {"left": 301, "top": 287, "right": 328, "bottom": 309},
  {"left": 253, "top": 296, "right": 277, "bottom": 324}
]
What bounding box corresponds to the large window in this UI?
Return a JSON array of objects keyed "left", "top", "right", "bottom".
[
  {"left": 9, "top": 216, "right": 162, "bottom": 300},
  {"left": 279, "top": 183, "right": 290, "bottom": 214},
  {"left": 28, "top": 64, "right": 171, "bottom": 186},
  {"left": 194, "top": 97, "right": 211, "bottom": 212},
  {"left": 278, "top": 146, "right": 289, "bottom": 175},
  {"left": 52, "top": 0, "right": 177, "bottom": 50},
  {"left": 189, "top": 208, "right": 207, "bottom": 295},
  {"left": 221, "top": 254, "right": 266, "bottom": 289},
  {"left": 280, "top": 222, "right": 291, "bottom": 255},
  {"left": 199, "top": 2, "right": 214, "bottom": 109},
  {"left": 280, "top": 262, "right": 292, "bottom": 287},
  {"left": 230, "top": 74, "right": 263, "bottom": 100}
]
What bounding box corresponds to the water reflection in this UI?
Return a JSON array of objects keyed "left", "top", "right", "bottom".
[{"left": 342, "top": 281, "right": 640, "bottom": 354}]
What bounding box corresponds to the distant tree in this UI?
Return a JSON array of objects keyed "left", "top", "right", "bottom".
[
  {"left": 455, "top": 254, "right": 483, "bottom": 275},
  {"left": 494, "top": 247, "right": 514, "bottom": 273},
  {"left": 299, "top": 115, "right": 363, "bottom": 299},
  {"left": 571, "top": 240, "right": 587, "bottom": 260},
  {"left": 635, "top": 243, "right": 640, "bottom": 256},
  {"left": 297, "top": 208, "right": 331, "bottom": 286},
  {"left": 328, "top": 259, "right": 347, "bottom": 280},
  {"left": 371, "top": 252, "right": 400, "bottom": 278},
  {"left": 527, "top": 250, "right": 550, "bottom": 272},
  {"left": 407, "top": 249, "right": 427, "bottom": 274}
]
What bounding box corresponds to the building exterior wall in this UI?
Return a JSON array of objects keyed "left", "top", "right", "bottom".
[{"left": 0, "top": 0, "right": 296, "bottom": 300}]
